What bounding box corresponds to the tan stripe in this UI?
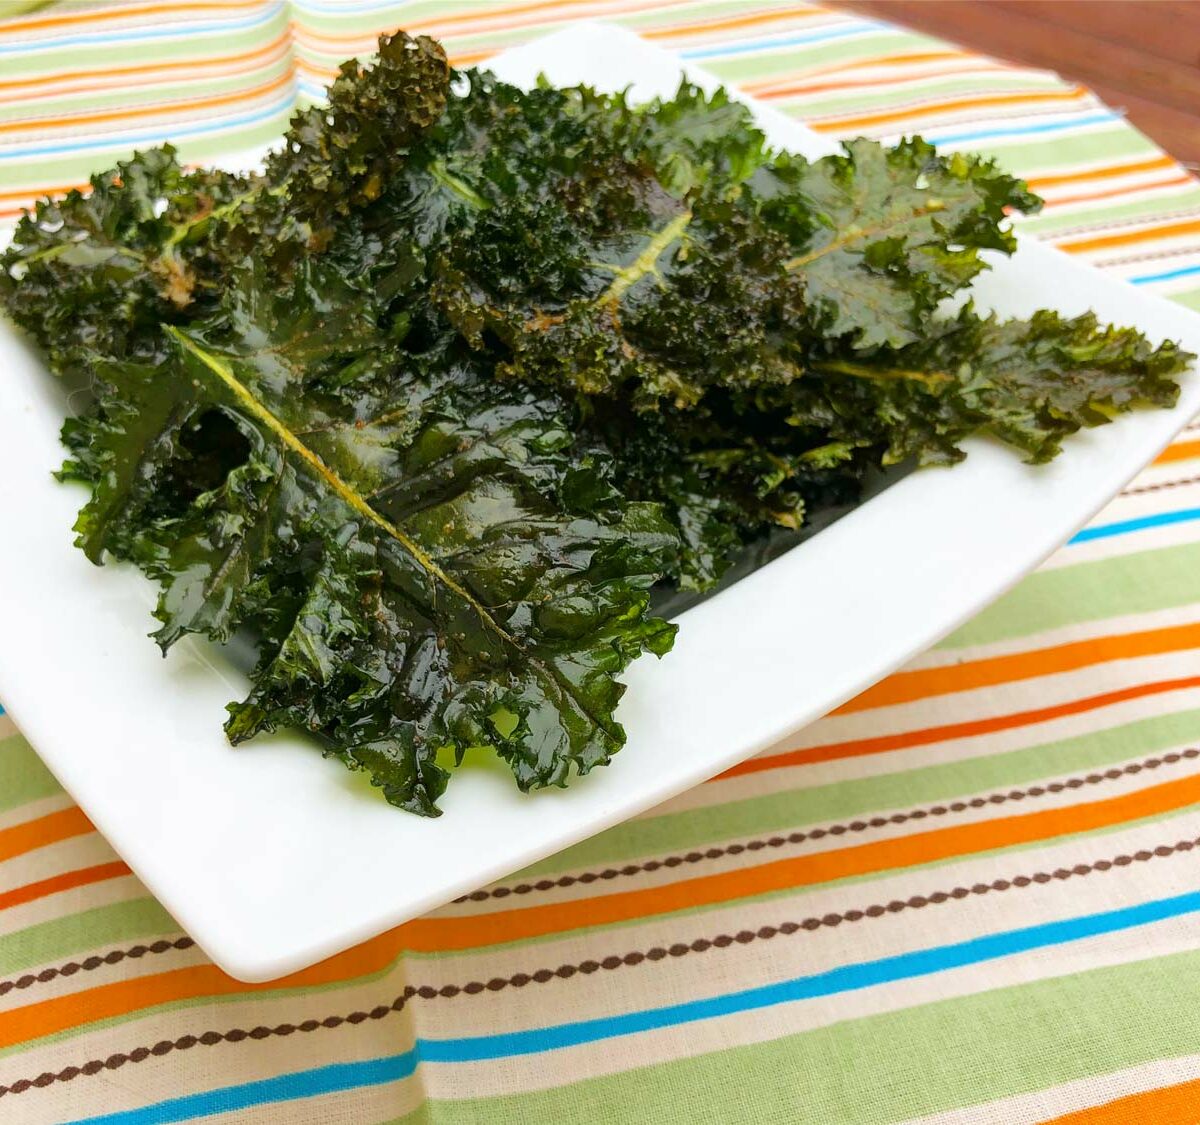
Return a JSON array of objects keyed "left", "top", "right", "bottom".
[
  {"left": 416, "top": 916, "right": 1200, "bottom": 1101},
  {"left": 1049, "top": 205, "right": 1200, "bottom": 242},
  {"left": 715, "top": 683, "right": 1200, "bottom": 802},
  {"left": 4, "top": 825, "right": 1198, "bottom": 1105},
  {"left": 445, "top": 746, "right": 1200, "bottom": 913},
  {"left": 1123, "top": 471, "right": 1200, "bottom": 497},
  {"left": 1049, "top": 520, "right": 1200, "bottom": 573},
  {"left": 400, "top": 808, "right": 1200, "bottom": 1029},
  {"left": 0, "top": 938, "right": 199, "bottom": 1014},
  {"left": 0, "top": 833, "right": 116, "bottom": 898},
  {"left": 839, "top": 652, "right": 1200, "bottom": 741},
  {"left": 0, "top": 874, "right": 144, "bottom": 937},
  {"left": 918, "top": 605, "right": 1200, "bottom": 671},
  {"left": 911, "top": 1053, "right": 1200, "bottom": 1124},
  {"left": 1094, "top": 243, "right": 1200, "bottom": 271},
  {"left": 0, "top": 795, "right": 75, "bottom": 836},
  {"left": 751, "top": 652, "right": 1200, "bottom": 772},
  {"left": 0, "top": 936, "right": 192, "bottom": 998}
]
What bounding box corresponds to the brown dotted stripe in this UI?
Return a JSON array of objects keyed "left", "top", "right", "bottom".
[
  {"left": 0, "top": 938, "right": 194, "bottom": 1000},
  {"left": 1121, "top": 472, "right": 1200, "bottom": 497},
  {"left": 807, "top": 88, "right": 1096, "bottom": 126},
  {"left": 1093, "top": 242, "right": 1200, "bottom": 270},
  {"left": 1049, "top": 204, "right": 1200, "bottom": 241},
  {"left": 2, "top": 833, "right": 1197, "bottom": 1101},
  {"left": 455, "top": 747, "right": 1200, "bottom": 904},
  {"left": 5, "top": 747, "right": 1196, "bottom": 1005}
]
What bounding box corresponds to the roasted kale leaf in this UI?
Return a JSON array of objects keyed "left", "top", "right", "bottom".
[
  {"left": 0, "top": 30, "right": 1190, "bottom": 813},
  {"left": 62, "top": 259, "right": 676, "bottom": 814}
]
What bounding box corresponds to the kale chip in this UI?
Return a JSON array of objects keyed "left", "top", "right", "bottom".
[{"left": 1, "top": 31, "right": 1189, "bottom": 812}]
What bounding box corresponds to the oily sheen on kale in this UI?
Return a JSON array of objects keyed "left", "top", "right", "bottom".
[{"left": 0, "top": 31, "right": 1190, "bottom": 814}]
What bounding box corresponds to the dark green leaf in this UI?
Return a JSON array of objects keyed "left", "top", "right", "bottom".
[
  {"left": 65, "top": 260, "right": 676, "bottom": 814},
  {"left": 756, "top": 137, "right": 1042, "bottom": 349}
]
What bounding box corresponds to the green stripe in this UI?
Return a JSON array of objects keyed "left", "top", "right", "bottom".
[
  {"left": 788, "top": 73, "right": 1073, "bottom": 122},
  {"left": 968, "top": 127, "right": 1158, "bottom": 175},
  {"left": 403, "top": 802, "right": 1200, "bottom": 961},
  {"left": 1171, "top": 288, "right": 1200, "bottom": 313},
  {"left": 0, "top": 733, "right": 62, "bottom": 813},
  {"left": 941, "top": 540, "right": 1200, "bottom": 649},
  {"left": 388, "top": 946, "right": 1200, "bottom": 1125},
  {"left": 0, "top": 115, "right": 289, "bottom": 200},
  {"left": 1020, "top": 189, "right": 1200, "bottom": 236},
  {"left": 619, "top": 0, "right": 809, "bottom": 31},
  {"left": 0, "top": 898, "right": 176, "bottom": 978},
  {"left": 0, "top": 15, "right": 289, "bottom": 80},
  {"left": 0, "top": 58, "right": 294, "bottom": 124},
  {"left": 701, "top": 31, "right": 942, "bottom": 86},
  {"left": 520, "top": 707, "right": 1200, "bottom": 874}
]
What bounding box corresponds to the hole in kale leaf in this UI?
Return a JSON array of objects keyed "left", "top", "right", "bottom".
[{"left": 146, "top": 407, "right": 252, "bottom": 520}]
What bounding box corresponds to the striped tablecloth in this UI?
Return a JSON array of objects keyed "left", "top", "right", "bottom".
[{"left": 4, "top": 3, "right": 1200, "bottom": 1122}]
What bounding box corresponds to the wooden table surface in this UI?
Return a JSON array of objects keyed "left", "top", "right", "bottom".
[{"left": 831, "top": 1, "right": 1200, "bottom": 165}]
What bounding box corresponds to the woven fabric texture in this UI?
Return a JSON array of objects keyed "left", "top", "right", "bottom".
[{"left": 3, "top": 3, "right": 1200, "bottom": 1122}]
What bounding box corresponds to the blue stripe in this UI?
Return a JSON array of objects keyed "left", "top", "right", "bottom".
[
  {"left": 0, "top": 92, "right": 295, "bottom": 160},
  {"left": 925, "top": 111, "right": 1120, "bottom": 146},
  {"left": 297, "top": 78, "right": 329, "bottom": 100},
  {"left": 66, "top": 890, "right": 1200, "bottom": 1124},
  {"left": 68, "top": 1053, "right": 417, "bottom": 1125},
  {"left": 1070, "top": 506, "right": 1200, "bottom": 543},
  {"left": 680, "top": 23, "right": 882, "bottom": 59},
  {"left": 0, "top": 4, "right": 283, "bottom": 55},
  {"left": 1130, "top": 263, "right": 1200, "bottom": 286}
]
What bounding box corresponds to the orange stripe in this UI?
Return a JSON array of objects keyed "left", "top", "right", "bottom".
[
  {"left": 7, "top": 767, "right": 1199, "bottom": 1049},
  {"left": 719, "top": 675, "right": 1200, "bottom": 779},
  {"left": 753, "top": 60, "right": 1005, "bottom": 101},
  {"left": 401, "top": 770, "right": 1200, "bottom": 952},
  {"left": 1059, "top": 217, "right": 1200, "bottom": 255},
  {"left": 640, "top": 5, "right": 824, "bottom": 40},
  {"left": 3, "top": 0, "right": 263, "bottom": 34},
  {"left": 0, "top": 806, "right": 93, "bottom": 864},
  {"left": 446, "top": 49, "right": 495, "bottom": 67},
  {"left": 0, "top": 861, "right": 129, "bottom": 913},
  {"left": 1044, "top": 173, "right": 1196, "bottom": 209},
  {"left": 1155, "top": 439, "right": 1200, "bottom": 465},
  {"left": 0, "top": 30, "right": 292, "bottom": 101},
  {"left": 0, "top": 68, "right": 293, "bottom": 136},
  {"left": 1026, "top": 154, "right": 1178, "bottom": 190},
  {"left": 0, "top": 925, "right": 411, "bottom": 1050},
  {"left": 292, "top": 0, "right": 687, "bottom": 47},
  {"left": 808, "top": 86, "right": 1090, "bottom": 133},
  {"left": 0, "top": 182, "right": 87, "bottom": 202},
  {"left": 740, "top": 50, "right": 971, "bottom": 94},
  {"left": 293, "top": 0, "right": 759, "bottom": 76},
  {"left": 408, "top": 0, "right": 616, "bottom": 34},
  {"left": 303, "top": 47, "right": 504, "bottom": 78},
  {"left": 1041, "top": 1077, "right": 1200, "bottom": 1124},
  {"left": 837, "top": 622, "right": 1200, "bottom": 715}
]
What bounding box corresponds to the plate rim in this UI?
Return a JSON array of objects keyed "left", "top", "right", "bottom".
[{"left": 2, "top": 21, "right": 1199, "bottom": 981}]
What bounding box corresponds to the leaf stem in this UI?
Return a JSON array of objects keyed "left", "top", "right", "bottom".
[
  {"left": 813, "top": 358, "right": 950, "bottom": 386},
  {"left": 598, "top": 210, "right": 692, "bottom": 305},
  {"left": 784, "top": 200, "right": 946, "bottom": 271},
  {"left": 162, "top": 183, "right": 282, "bottom": 249},
  {"left": 429, "top": 159, "right": 489, "bottom": 210},
  {"left": 167, "top": 327, "right": 462, "bottom": 592},
  {"left": 166, "top": 327, "right": 621, "bottom": 738}
]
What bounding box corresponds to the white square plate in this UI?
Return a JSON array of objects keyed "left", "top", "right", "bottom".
[{"left": 2, "top": 23, "right": 1199, "bottom": 982}]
